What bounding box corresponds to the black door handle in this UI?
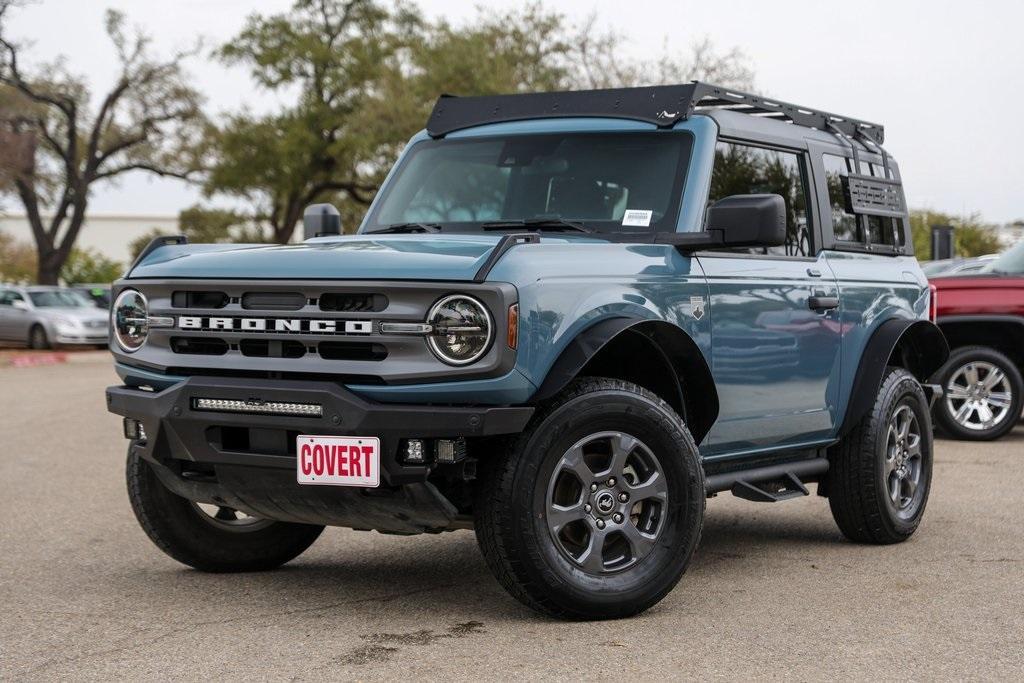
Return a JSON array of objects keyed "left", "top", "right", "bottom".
[{"left": 808, "top": 296, "right": 839, "bottom": 311}]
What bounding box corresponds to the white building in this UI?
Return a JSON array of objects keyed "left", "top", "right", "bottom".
[{"left": 0, "top": 213, "right": 179, "bottom": 265}]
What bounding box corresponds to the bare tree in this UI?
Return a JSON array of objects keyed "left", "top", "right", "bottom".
[
  {"left": 0, "top": 2, "right": 205, "bottom": 283},
  {"left": 568, "top": 15, "right": 755, "bottom": 91}
]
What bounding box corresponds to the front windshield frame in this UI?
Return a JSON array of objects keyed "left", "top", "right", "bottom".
[
  {"left": 362, "top": 130, "right": 694, "bottom": 237},
  {"left": 28, "top": 290, "right": 93, "bottom": 308},
  {"left": 985, "top": 242, "right": 1024, "bottom": 275}
]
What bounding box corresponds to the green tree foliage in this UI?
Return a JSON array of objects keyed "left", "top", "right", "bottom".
[
  {"left": 909, "top": 209, "right": 1003, "bottom": 260},
  {"left": 60, "top": 247, "right": 123, "bottom": 284},
  {"left": 0, "top": 2, "right": 205, "bottom": 284},
  {"left": 203, "top": 0, "right": 755, "bottom": 243},
  {"left": 0, "top": 228, "right": 35, "bottom": 282}
]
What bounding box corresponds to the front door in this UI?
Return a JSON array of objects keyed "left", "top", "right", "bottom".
[{"left": 698, "top": 140, "right": 842, "bottom": 457}]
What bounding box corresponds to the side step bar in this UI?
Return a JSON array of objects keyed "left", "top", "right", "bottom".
[{"left": 705, "top": 457, "right": 829, "bottom": 503}]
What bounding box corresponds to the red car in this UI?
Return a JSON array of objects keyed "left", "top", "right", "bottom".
[{"left": 930, "top": 241, "right": 1024, "bottom": 440}]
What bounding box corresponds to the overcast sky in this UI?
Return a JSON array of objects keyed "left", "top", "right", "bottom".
[{"left": 6, "top": 0, "right": 1024, "bottom": 222}]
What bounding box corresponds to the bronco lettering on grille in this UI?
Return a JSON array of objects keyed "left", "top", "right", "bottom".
[{"left": 177, "top": 316, "right": 372, "bottom": 334}]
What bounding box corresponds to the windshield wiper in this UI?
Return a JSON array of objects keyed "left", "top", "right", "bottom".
[
  {"left": 481, "top": 218, "right": 593, "bottom": 234},
  {"left": 367, "top": 223, "right": 442, "bottom": 234}
]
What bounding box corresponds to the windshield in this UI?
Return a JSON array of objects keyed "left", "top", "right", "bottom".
[
  {"left": 28, "top": 290, "right": 93, "bottom": 308},
  {"left": 364, "top": 132, "right": 693, "bottom": 235},
  {"left": 985, "top": 242, "right": 1024, "bottom": 274}
]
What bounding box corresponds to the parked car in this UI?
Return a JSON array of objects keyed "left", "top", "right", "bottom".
[
  {"left": 929, "top": 241, "right": 1024, "bottom": 440},
  {"left": 105, "top": 82, "right": 947, "bottom": 620},
  {"left": 70, "top": 284, "right": 112, "bottom": 309},
  {"left": 921, "top": 254, "right": 997, "bottom": 277},
  {"left": 0, "top": 285, "right": 110, "bottom": 348}
]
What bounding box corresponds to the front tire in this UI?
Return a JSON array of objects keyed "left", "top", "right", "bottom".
[
  {"left": 126, "top": 448, "right": 324, "bottom": 572},
  {"left": 28, "top": 324, "right": 49, "bottom": 350},
  {"left": 827, "top": 368, "right": 933, "bottom": 544},
  {"left": 932, "top": 346, "right": 1022, "bottom": 441},
  {"left": 474, "top": 378, "right": 705, "bottom": 620}
]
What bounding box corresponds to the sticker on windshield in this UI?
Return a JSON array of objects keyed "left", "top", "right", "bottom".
[{"left": 622, "top": 209, "right": 653, "bottom": 227}]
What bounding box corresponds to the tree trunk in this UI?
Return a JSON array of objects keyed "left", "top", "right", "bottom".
[
  {"left": 35, "top": 246, "right": 63, "bottom": 285},
  {"left": 275, "top": 199, "right": 305, "bottom": 244},
  {"left": 35, "top": 201, "right": 87, "bottom": 285}
]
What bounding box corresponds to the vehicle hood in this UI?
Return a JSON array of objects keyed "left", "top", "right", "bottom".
[
  {"left": 127, "top": 233, "right": 608, "bottom": 282},
  {"left": 128, "top": 234, "right": 517, "bottom": 281},
  {"left": 930, "top": 274, "right": 1024, "bottom": 289},
  {"left": 36, "top": 307, "right": 109, "bottom": 324},
  {"left": 930, "top": 274, "right": 1024, "bottom": 317}
]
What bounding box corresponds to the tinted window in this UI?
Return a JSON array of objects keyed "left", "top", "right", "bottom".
[
  {"left": 0, "top": 290, "right": 24, "bottom": 306},
  {"left": 822, "top": 153, "right": 903, "bottom": 247},
  {"left": 822, "top": 154, "right": 861, "bottom": 242},
  {"left": 28, "top": 290, "right": 91, "bottom": 308},
  {"left": 708, "top": 142, "right": 812, "bottom": 256},
  {"left": 368, "top": 132, "right": 692, "bottom": 234}
]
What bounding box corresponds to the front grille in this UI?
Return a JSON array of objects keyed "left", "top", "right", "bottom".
[
  {"left": 170, "top": 337, "right": 228, "bottom": 355},
  {"left": 319, "top": 292, "right": 387, "bottom": 312},
  {"left": 172, "top": 291, "right": 229, "bottom": 309},
  {"left": 239, "top": 339, "right": 307, "bottom": 359},
  {"left": 165, "top": 366, "right": 387, "bottom": 384},
  {"left": 241, "top": 292, "right": 306, "bottom": 311},
  {"left": 127, "top": 279, "right": 513, "bottom": 383},
  {"left": 318, "top": 341, "right": 387, "bottom": 361}
]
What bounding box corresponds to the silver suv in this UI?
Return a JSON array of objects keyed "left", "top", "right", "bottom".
[{"left": 0, "top": 285, "right": 109, "bottom": 348}]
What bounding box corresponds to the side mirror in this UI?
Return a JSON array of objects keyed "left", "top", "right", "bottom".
[
  {"left": 706, "top": 194, "right": 787, "bottom": 248},
  {"left": 303, "top": 203, "right": 342, "bottom": 240},
  {"left": 12, "top": 299, "right": 29, "bottom": 311}
]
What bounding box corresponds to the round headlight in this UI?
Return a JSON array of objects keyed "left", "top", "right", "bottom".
[
  {"left": 112, "top": 289, "right": 149, "bottom": 352},
  {"left": 426, "top": 294, "right": 493, "bottom": 365}
]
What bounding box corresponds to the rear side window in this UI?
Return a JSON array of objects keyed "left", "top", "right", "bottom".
[
  {"left": 708, "top": 141, "right": 813, "bottom": 256},
  {"left": 822, "top": 154, "right": 906, "bottom": 249}
]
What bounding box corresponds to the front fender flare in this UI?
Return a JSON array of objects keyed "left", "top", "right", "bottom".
[{"left": 533, "top": 317, "right": 719, "bottom": 444}]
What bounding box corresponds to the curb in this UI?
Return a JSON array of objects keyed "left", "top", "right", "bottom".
[{"left": 6, "top": 352, "right": 68, "bottom": 368}]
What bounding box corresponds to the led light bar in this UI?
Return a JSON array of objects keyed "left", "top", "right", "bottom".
[{"left": 192, "top": 397, "right": 323, "bottom": 418}]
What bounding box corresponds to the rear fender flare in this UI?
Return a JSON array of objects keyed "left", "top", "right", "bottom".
[{"left": 839, "top": 318, "right": 949, "bottom": 436}]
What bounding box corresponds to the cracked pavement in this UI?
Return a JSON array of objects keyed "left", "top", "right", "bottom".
[{"left": 2, "top": 354, "right": 1022, "bottom": 680}]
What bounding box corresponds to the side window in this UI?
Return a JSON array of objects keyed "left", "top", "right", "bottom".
[
  {"left": 0, "top": 290, "right": 16, "bottom": 306},
  {"left": 708, "top": 141, "right": 813, "bottom": 256},
  {"left": 822, "top": 153, "right": 905, "bottom": 248}
]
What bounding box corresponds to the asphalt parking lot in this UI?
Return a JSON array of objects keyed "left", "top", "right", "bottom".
[{"left": 2, "top": 353, "right": 1022, "bottom": 681}]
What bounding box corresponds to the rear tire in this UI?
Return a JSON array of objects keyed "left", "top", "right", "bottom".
[
  {"left": 28, "top": 325, "right": 49, "bottom": 350},
  {"left": 932, "top": 346, "right": 1022, "bottom": 441},
  {"left": 827, "top": 368, "right": 933, "bottom": 544},
  {"left": 474, "top": 378, "right": 705, "bottom": 620},
  {"left": 126, "top": 448, "right": 324, "bottom": 572}
]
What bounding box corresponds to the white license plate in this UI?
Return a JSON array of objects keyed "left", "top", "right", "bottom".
[{"left": 296, "top": 435, "right": 380, "bottom": 488}]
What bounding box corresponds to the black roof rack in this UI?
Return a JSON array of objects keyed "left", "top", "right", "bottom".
[{"left": 426, "top": 81, "right": 885, "bottom": 145}]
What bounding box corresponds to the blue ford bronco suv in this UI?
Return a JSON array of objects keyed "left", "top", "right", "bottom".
[{"left": 107, "top": 82, "right": 948, "bottom": 620}]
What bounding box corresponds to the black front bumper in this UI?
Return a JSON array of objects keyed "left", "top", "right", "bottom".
[
  {"left": 107, "top": 376, "right": 533, "bottom": 484},
  {"left": 107, "top": 376, "right": 533, "bottom": 533}
]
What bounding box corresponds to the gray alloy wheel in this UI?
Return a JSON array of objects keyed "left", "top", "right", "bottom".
[
  {"left": 545, "top": 431, "right": 668, "bottom": 574},
  {"left": 190, "top": 502, "right": 274, "bottom": 532},
  {"left": 944, "top": 360, "right": 1013, "bottom": 433},
  {"left": 884, "top": 404, "right": 925, "bottom": 519}
]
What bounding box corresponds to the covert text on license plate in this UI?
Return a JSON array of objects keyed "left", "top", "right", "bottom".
[{"left": 296, "top": 435, "right": 380, "bottom": 487}]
